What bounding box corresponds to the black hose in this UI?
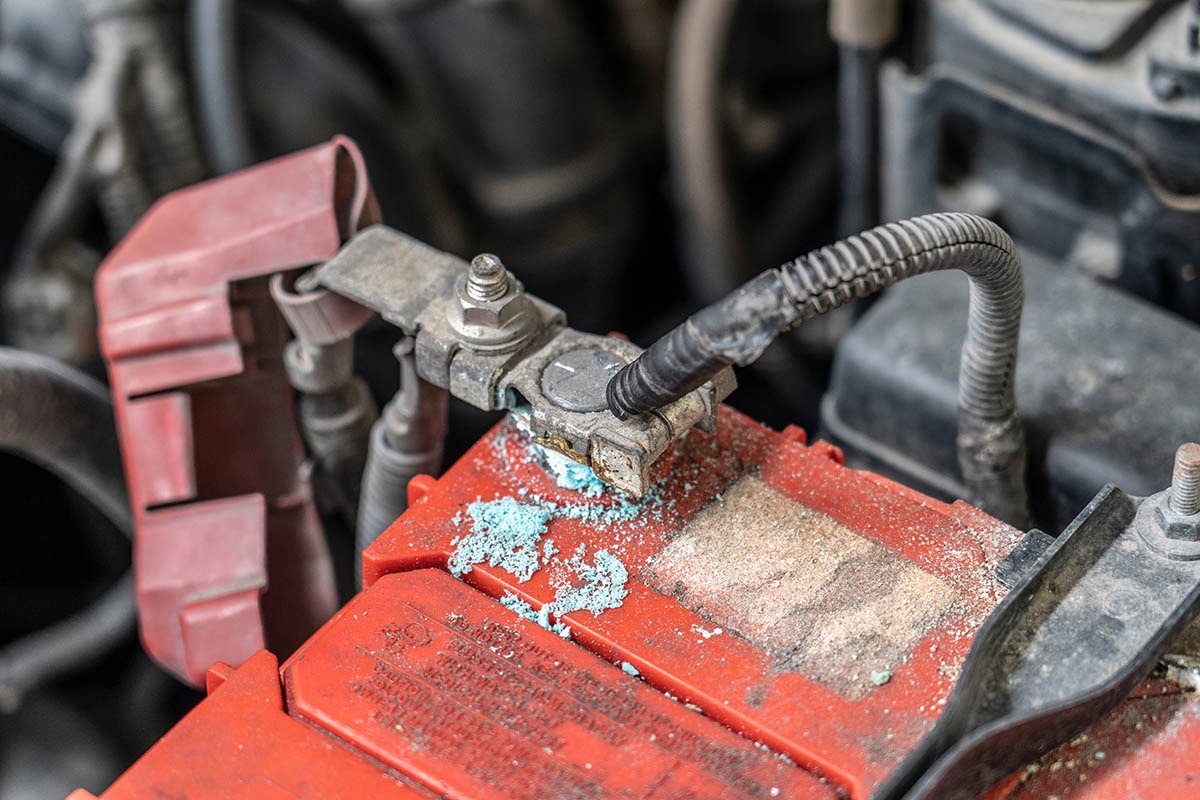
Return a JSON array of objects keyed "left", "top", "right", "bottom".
[
  {"left": 190, "top": 0, "right": 254, "bottom": 174},
  {"left": 0, "top": 575, "right": 135, "bottom": 714},
  {"left": 135, "top": 15, "right": 207, "bottom": 194},
  {"left": 666, "top": 0, "right": 743, "bottom": 303},
  {"left": 837, "top": 45, "right": 880, "bottom": 236},
  {"left": 607, "top": 212, "right": 1030, "bottom": 526},
  {"left": 0, "top": 348, "right": 134, "bottom": 712}
]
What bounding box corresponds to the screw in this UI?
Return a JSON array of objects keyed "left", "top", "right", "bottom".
[
  {"left": 466, "top": 253, "right": 510, "bottom": 302},
  {"left": 1169, "top": 443, "right": 1200, "bottom": 515}
]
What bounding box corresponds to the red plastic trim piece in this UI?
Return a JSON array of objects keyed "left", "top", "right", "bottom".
[{"left": 96, "top": 138, "right": 381, "bottom": 685}]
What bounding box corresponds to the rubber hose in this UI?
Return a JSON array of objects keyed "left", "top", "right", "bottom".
[
  {"left": 96, "top": 154, "right": 156, "bottom": 238},
  {"left": 189, "top": 0, "right": 254, "bottom": 174},
  {"left": 837, "top": 45, "right": 880, "bottom": 237},
  {"left": 0, "top": 575, "right": 135, "bottom": 713},
  {"left": 666, "top": 0, "right": 743, "bottom": 303},
  {"left": 354, "top": 419, "right": 443, "bottom": 582},
  {"left": 0, "top": 348, "right": 134, "bottom": 711},
  {"left": 607, "top": 212, "right": 1030, "bottom": 526},
  {"left": 355, "top": 349, "right": 447, "bottom": 587},
  {"left": 136, "top": 34, "right": 207, "bottom": 193}
]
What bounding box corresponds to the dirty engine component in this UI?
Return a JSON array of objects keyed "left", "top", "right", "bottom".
[
  {"left": 69, "top": 141, "right": 1200, "bottom": 800},
  {"left": 1, "top": 3, "right": 1199, "bottom": 800}
]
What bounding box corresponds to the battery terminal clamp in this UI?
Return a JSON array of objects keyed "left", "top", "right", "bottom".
[{"left": 303, "top": 225, "right": 734, "bottom": 497}]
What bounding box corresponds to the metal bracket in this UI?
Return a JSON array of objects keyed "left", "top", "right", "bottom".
[{"left": 875, "top": 480, "right": 1200, "bottom": 800}]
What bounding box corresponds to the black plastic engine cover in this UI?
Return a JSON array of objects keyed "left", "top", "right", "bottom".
[{"left": 820, "top": 252, "right": 1200, "bottom": 533}]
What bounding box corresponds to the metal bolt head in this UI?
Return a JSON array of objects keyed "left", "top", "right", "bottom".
[
  {"left": 541, "top": 347, "right": 625, "bottom": 413},
  {"left": 1169, "top": 442, "right": 1200, "bottom": 516}
]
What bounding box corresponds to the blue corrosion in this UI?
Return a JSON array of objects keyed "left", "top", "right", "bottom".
[
  {"left": 546, "top": 549, "right": 629, "bottom": 618},
  {"left": 554, "top": 484, "right": 666, "bottom": 527},
  {"left": 448, "top": 483, "right": 666, "bottom": 583},
  {"left": 446, "top": 437, "right": 669, "bottom": 623},
  {"left": 554, "top": 460, "right": 608, "bottom": 497},
  {"left": 499, "top": 592, "right": 572, "bottom": 638},
  {"left": 447, "top": 497, "right": 552, "bottom": 581}
]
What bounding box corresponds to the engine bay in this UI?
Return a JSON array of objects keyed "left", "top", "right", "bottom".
[{"left": 1, "top": 2, "right": 1199, "bottom": 799}]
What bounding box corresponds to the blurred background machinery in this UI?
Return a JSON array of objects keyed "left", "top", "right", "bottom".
[{"left": 0, "top": 0, "right": 1197, "bottom": 797}]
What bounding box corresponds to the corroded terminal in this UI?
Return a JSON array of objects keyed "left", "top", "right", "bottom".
[
  {"left": 500, "top": 328, "right": 734, "bottom": 496},
  {"left": 541, "top": 347, "right": 623, "bottom": 413},
  {"left": 308, "top": 225, "right": 735, "bottom": 496}
]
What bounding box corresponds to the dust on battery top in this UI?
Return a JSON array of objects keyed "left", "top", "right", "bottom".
[{"left": 356, "top": 392, "right": 1020, "bottom": 797}]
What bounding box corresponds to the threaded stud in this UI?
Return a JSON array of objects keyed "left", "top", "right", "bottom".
[
  {"left": 1169, "top": 443, "right": 1200, "bottom": 515},
  {"left": 466, "top": 253, "right": 509, "bottom": 301}
]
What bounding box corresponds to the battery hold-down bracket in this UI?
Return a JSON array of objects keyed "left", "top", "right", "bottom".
[{"left": 877, "top": 443, "right": 1200, "bottom": 800}]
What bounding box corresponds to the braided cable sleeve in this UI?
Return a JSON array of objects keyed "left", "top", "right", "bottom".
[{"left": 607, "top": 212, "right": 1029, "bottom": 525}]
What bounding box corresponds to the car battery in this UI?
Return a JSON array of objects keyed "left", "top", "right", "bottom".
[{"left": 70, "top": 408, "right": 1200, "bottom": 799}]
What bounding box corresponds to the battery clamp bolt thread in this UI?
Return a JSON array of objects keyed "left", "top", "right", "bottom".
[
  {"left": 1135, "top": 442, "right": 1200, "bottom": 556},
  {"left": 449, "top": 252, "right": 539, "bottom": 351},
  {"left": 467, "top": 253, "right": 510, "bottom": 302},
  {"left": 1170, "top": 443, "right": 1200, "bottom": 516}
]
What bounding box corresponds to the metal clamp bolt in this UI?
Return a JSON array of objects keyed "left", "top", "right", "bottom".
[
  {"left": 308, "top": 226, "right": 732, "bottom": 495},
  {"left": 466, "top": 253, "right": 510, "bottom": 302},
  {"left": 448, "top": 252, "right": 539, "bottom": 352},
  {"left": 1136, "top": 443, "right": 1200, "bottom": 558},
  {"left": 1169, "top": 442, "right": 1200, "bottom": 516}
]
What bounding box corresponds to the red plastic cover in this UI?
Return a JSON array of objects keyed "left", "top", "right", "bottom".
[{"left": 96, "top": 137, "right": 380, "bottom": 684}]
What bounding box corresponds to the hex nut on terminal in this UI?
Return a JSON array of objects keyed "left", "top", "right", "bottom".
[
  {"left": 1153, "top": 502, "right": 1200, "bottom": 542},
  {"left": 448, "top": 253, "right": 537, "bottom": 350},
  {"left": 1153, "top": 443, "right": 1200, "bottom": 541}
]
